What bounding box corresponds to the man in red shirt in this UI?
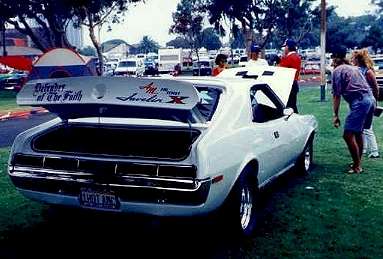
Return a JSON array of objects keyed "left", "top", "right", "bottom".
[{"left": 277, "top": 38, "right": 301, "bottom": 113}]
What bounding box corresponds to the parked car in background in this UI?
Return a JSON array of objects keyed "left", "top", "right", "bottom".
[
  {"left": 1, "top": 70, "right": 29, "bottom": 90},
  {"left": 143, "top": 58, "right": 159, "bottom": 76},
  {"left": 301, "top": 61, "right": 321, "bottom": 75},
  {"left": 192, "top": 60, "right": 212, "bottom": 76},
  {"left": 238, "top": 55, "right": 248, "bottom": 67},
  {"left": 104, "top": 61, "right": 118, "bottom": 76},
  {"left": 0, "top": 70, "right": 17, "bottom": 88},
  {"left": 8, "top": 67, "right": 317, "bottom": 239},
  {"left": 114, "top": 58, "right": 145, "bottom": 77}
]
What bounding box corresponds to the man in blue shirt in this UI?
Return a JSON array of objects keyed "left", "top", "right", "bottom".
[{"left": 332, "top": 47, "right": 376, "bottom": 174}]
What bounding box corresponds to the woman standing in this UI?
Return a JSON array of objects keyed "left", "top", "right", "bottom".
[
  {"left": 352, "top": 48, "right": 380, "bottom": 159},
  {"left": 212, "top": 54, "right": 229, "bottom": 76},
  {"left": 331, "top": 47, "right": 375, "bottom": 174}
]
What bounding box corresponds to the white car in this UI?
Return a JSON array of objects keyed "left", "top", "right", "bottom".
[
  {"left": 238, "top": 55, "right": 248, "bottom": 67},
  {"left": 8, "top": 66, "right": 317, "bottom": 238},
  {"left": 114, "top": 58, "right": 145, "bottom": 77}
]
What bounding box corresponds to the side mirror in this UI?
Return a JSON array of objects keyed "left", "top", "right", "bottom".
[{"left": 283, "top": 107, "right": 294, "bottom": 120}]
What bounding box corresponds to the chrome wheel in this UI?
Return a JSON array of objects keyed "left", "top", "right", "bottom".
[
  {"left": 239, "top": 182, "right": 253, "bottom": 230},
  {"left": 296, "top": 139, "right": 313, "bottom": 176},
  {"left": 303, "top": 144, "right": 312, "bottom": 172},
  {"left": 221, "top": 167, "right": 258, "bottom": 239}
]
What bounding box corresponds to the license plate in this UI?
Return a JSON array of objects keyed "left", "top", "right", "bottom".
[{"left": 79, "top": 188, "right": 119, "bottom": 210}]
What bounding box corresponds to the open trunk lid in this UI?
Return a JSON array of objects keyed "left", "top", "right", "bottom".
[{"left": 17, "top": 77, "right": 200, "bottom": 121}]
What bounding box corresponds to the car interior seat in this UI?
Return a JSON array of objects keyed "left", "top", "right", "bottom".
[{"left": 252, "top": 103, "right": 265, "bottom": 123}]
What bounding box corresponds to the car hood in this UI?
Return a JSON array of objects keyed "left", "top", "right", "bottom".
[
  {"left": 217, "top": 65, "right": 296, "bottom": 106},
  {"left": 17, "top": 76, "right": 200, "bottom": 120}
]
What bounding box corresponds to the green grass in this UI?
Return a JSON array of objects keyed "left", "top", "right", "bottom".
[
  {"left": 0, "top": 148, "right": 45, "bottom": 236},
  {"left": 0, "top": 90, "right": 36, "bottom": 116},
  {"left": 1, "top": 86, "right": 383, "bottom": 258}
]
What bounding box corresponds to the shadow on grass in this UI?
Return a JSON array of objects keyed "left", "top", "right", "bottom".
[{"left": 0, "top": 169, "right": 311, "bottom": 259}]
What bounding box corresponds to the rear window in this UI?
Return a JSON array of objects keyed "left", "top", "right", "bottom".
[{"left": 240, "top": 56, "right": 248, "bottom": 62}]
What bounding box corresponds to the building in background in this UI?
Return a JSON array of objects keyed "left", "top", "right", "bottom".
[{"left": 66, "top": 21, "right": 84, "bottom": 49}]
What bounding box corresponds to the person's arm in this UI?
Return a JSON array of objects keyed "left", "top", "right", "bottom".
[
  {"left": 333, "top": 95, "right": 341, "bottom": 127},
  {"left": 366, "top": 69, "right": 379, "bottom": 101}
]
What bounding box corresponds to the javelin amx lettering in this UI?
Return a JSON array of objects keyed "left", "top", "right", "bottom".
[
  {"left": 166, "top": 96, "right": 188, "bottom": 104},
  {"left": 116, "top": 93, "right": 163, "bottom": 102}
]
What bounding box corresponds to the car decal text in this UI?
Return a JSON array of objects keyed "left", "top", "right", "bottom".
[
  {"left": 116, "top": 83, "right": 188, "bottom": 105},
  {"left": 33, "top": 82, "right": 83, "bottom": 102}
]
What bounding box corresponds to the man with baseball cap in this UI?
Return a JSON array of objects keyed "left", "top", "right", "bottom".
[
  {"left": 331, "top": 46, "right": 376, "bottom": 174},
  {"left": 277, "top": 38, "right": 301, "bottom": 113},
  {"left": 246, "top": 44, "right": 269, "bottom": 67}
]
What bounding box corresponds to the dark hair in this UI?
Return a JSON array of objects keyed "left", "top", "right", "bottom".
[{"left": 215, "top": 54, "right": 228, "bottom": 65}]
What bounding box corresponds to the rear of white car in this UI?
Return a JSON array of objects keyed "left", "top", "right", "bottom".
[{"left": 8, "top": 70, "right": 317, "bottom": 239}]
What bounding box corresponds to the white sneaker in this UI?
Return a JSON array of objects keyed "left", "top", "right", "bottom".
[
  {"left": 362, "top": 149, "right": 367, "bottom": 155},
  {"left": 368, "top": 153, "right": 380, "bottom": 159}
]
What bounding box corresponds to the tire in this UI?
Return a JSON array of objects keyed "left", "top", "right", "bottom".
[
  {"left": 296, "top": 137, "right": 313, "bottom": 175},
  {"left": 221, "top": 167, "right": 260, "bottom": 239}
]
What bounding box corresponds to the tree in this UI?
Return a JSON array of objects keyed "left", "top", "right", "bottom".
[
  {"left": 0, "top": 0, "right": 75, "bottom": 51},
  {"left": 204, "top": 0, "right": 319, "bottom": 55},
  {"left": 166, "top": 36, "right": 190, "bottom": 49},
  {"left": 169, "top": 0, "right": 206, "bottom": 61},
  {"left": 78, "top": 46, "right": 97, "bottom": 56},
  {"left": 137, "top": 35, "right": 160, "bottom": 54},
  {"left": 0, "top": 0, "right": 143, "bottom": 75},
  {"left": 361, "top": 24, "right": 383, "bottom": 54},
  {"left": 204, "top": 0, "right": 283, "bottom": 55},
  {"left": 70, "top": 0, "right": 143, "bottom": 75},
  {"left": 200, "top": 27, "right": 222, "bottom": 50}
]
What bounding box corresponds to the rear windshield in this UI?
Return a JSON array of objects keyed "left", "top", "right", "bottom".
[
  {"left": 123, "top": 86, "right": 221, "bottom": 123},
  {"left": 95, "top": 86, "right": 221, "bottom": 123}
]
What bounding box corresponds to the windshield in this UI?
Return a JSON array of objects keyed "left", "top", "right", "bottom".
[
  {"left": 193, "top": 61, "right": 210, "bottom": 68},
  {"left": 118, "top": 61, "right": 137, "bottom": 67}
]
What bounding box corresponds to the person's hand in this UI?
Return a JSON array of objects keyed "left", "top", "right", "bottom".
[{"left": 333, "top": 116, "right": 341, "bottom": 128}]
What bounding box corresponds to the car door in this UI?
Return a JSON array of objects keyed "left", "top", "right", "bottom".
[{"left": 250, "top": 85, "right": 302, "bottom": 184}]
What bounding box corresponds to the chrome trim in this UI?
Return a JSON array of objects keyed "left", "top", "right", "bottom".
[
  {"left": 9, "top": 166, "right": 209, "bottom": 192},
  {"left": 11, "top": 154, "right": 197, "bottom": 178}
]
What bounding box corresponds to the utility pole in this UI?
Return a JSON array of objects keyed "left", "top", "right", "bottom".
[
  {"left": 320, "top": 0, "right": 326, "bottom": 101},
  {"left": 1, "top": 18, "right": 6, "bottom": 57},
  {"left": 287, "top": 0, "right": 293, "bottom": 38}
]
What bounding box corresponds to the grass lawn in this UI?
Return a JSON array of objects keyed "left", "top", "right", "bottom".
[
  {"left": 1, "top": 86, "right": 383, "bottom": 258},
  {"left": 0, "top": 90, "right": 36, "bottom": 116}
]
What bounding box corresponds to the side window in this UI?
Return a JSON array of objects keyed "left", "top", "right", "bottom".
[
  {"left": 250, "top": 85, "right": 284, "bottom": 123},
  {"left": 251, "top": 92, "right": 265, "bottom": 123}
]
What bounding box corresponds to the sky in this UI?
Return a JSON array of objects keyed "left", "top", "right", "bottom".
[{"left": 84, "top": 0, "right": 377, "bottom": 47}]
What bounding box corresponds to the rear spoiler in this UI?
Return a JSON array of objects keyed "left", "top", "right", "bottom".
[{"left": 17, "top": 76, "right": 200, "bottom": 111}]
